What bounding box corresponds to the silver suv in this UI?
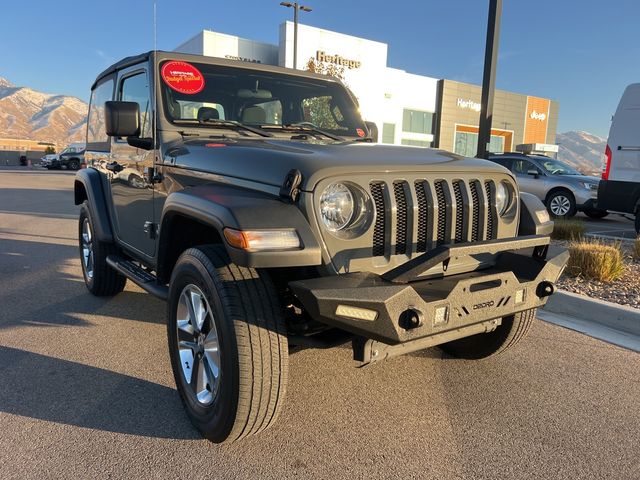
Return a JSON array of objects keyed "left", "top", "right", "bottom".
[{"left": 490, "top": 153, "right": 606, "bottom": 219}]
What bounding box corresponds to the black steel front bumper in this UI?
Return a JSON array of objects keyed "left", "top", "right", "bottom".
[{"left": 289, "top": 235, "right": 569, "bottom": 345}]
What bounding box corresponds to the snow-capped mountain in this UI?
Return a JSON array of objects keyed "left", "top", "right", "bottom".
[
  {"left": 557, "top": 130, "right": 607, "bottom": 176},
  {"left": 0, "top": 76, "right": 88, "bottom": 147}
]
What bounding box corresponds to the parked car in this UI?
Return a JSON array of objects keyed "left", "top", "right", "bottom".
[
  {"left": 74, "top": 50, "right": 568, "bottom": 443},
  {"left": 598, "top": 83, "right": 640, "bottom": 233},
  {"left": 45, "top": 143, "right": 86, "bottom": 170},
  {"left": 40, "top": 153, "right": 58, "bottom": 168},
  {"left": 489, "top": 153, "right": 606, "bottom": 219}
]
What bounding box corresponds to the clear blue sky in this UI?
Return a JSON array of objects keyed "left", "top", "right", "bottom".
[{"left": 1, "top": 0, "right": 638, "bottom": 137}]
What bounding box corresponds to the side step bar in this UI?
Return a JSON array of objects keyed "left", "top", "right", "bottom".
[{"left": 106, "top": 255, "right": 168, "bottom": 301}]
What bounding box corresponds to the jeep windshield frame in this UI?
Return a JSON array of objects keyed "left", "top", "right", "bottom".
[{"left": 159, "top": 60, "right": 367, "bottom": 139}]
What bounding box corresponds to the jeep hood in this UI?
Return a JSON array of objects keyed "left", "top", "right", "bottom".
[{"left": 165, "top": 138, "right": 511, "bottom": 191}]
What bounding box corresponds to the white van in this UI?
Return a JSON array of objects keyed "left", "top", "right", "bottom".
[{"left": 598, "top": 83, "right": 640, "bottom": 233}]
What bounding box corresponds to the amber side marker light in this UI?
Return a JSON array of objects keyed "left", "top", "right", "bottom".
[{"left": 223, "top": 228, "right": 301, "bottom": 251}]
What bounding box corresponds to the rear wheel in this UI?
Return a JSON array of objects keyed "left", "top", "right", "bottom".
[
  {"left": 584, "top": 208, "right": 609, "bottom": 219},
  {"left": 547, "top": 190, "right": 576, "bottom": 218},
  {"left": 167, "top": 245, "right": 288, "bottom": 443},
  {"left": 67, "top": 159, "right": 80, "bottom": 171},
  {"left": 78, "top": 202, "right": 126, "bottom": 296},
  {"left": 439, "top": 308, "right": 536, "bottom": 359}
]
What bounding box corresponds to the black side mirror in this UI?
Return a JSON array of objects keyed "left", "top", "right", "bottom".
[
  {"left": 105, "top": 101, "right": 153, "bottom": 150},
  {"left": 105, "top": 101, "right": 140, "bottom": 137},
  {"left": 365, "top": 121, "right": 378, "bottom": 143},
  {"left": 527, "top": 169, "right": 540, "bottom": 178}
]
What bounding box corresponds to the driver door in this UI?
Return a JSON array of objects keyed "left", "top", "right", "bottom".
[
  {"left": 109, "top": 66, "right": 156, "bottom": 257},
  {"left": 511, "top": 159, "right": 547, "bottom": 199}
]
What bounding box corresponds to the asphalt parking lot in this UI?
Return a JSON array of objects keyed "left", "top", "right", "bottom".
[
  {"left": 578, "top": 212, "right": 637, "bottom": 240},
  {"left": 0, "top": 168, "right": 639, "bottom": 480}
]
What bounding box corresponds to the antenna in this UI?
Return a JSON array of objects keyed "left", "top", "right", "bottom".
[{"left": 153, "top": 0, "right": 158, "bottom": 153}]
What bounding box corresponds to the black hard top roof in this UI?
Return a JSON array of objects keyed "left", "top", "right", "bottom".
[{"left": 92, "top": 50, "right": 340, "bottom": 89}]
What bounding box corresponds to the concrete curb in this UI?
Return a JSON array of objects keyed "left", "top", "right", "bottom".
[{"left": 542, "top": 290, "right": 640, "bottom": 337}]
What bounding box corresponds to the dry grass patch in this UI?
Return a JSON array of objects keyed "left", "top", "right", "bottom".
[
  {"left": 633, "top": 237, "right": 640, "bottom": 261},
  {"left": 551, "top": 219, "right": 586, "bottom": 241},
  {"left": 566, "top": 240, "right": 625, "bottom": 281}
]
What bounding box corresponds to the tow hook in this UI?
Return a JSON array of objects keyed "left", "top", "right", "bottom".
[{"left": 536, "top": 281, "right": 556, "bottom": 298}]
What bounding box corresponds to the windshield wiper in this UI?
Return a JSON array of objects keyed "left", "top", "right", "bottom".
[
  {"left": 197, "top": 118, "right": 273, "bottom": 138},
  {"left": 283, "top": 122, "right": 345, "bottom": 141}
]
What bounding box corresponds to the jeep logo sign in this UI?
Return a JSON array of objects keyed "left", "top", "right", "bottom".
[{"left": 473, "top": 300, "right": 495, "bottom": 310}]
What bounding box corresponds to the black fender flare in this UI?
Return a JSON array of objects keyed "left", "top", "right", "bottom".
[
  {"left": 158, "top": 184, "right": 322, "bottom": 269},
  {"left": 74, "top": 168, "right": 114, "bottom": 242}
]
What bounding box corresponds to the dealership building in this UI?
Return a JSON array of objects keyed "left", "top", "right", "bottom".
[{"left": 176, "top": 23, "right": 558, "bottom": 154}]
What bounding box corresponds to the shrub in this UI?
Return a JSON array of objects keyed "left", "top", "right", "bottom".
[
  {"left": 566, "top": 240, "right": 625, "bottom": 281},
  {"left": 551, "top": 219, "right": 586, "bottom": 241}
]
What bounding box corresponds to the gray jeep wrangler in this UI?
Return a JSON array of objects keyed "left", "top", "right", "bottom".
[{"left": 74, "top": 51, "right": 568, "bottom": 443}]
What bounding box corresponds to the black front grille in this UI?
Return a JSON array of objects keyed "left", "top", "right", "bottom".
[
  {"left": 453, "top": 181, "right": 464, "bottom": 243},
  {"left": 370, "top": 178, "right": 498, "bottom": 257},
  {"left": 370, "top": 182, "right": 386, "bottom": 257},
  {"left": 435, "top": 180, "right": 447, "bottom": 246},
  {"left": 393, "top": 182, "right": 408, "bottom": 255}
]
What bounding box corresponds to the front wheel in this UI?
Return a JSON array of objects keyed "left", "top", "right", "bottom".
[
  {"left": 439, "top": 308, "right": 536, "bottom": 360},
  {"left": 635, "top": 214, "right": 640, "bottom": 235},
  {"left": 167, "top": 245, "right": 288, "bottom": 443},
  {"left": 547, "top": 191, "right": 576, "bottom": 218}
]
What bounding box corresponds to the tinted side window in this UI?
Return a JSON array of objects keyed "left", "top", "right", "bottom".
[
  {"left": 512, "top": 159, "right": 537, "bottom": 174},
  {"left": 119, "top": 72, "right": 151, "bottom": 138},
  {"left": 86, "top": 77, "right": 114, "bottom": 151}
]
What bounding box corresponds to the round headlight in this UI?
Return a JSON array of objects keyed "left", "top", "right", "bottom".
[
  {"left": 495, "top": 181, "right": 511, "bottom": 216},
  {"left": 320, "top": 183, "right": 355, "bottom": 231}
]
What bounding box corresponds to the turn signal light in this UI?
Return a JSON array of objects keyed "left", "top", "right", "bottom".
[{"left": 223, "top": 228, "right": 301, "bottom": 251}]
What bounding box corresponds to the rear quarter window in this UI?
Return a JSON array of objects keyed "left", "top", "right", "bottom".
[{"left": 86, "top": 77, "right": 115, "bottom": 151}]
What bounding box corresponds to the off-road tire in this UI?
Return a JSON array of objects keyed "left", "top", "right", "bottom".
[
  {"left": 78, "top": 202, "right": 126, "bottom": 296},
  {"left": 439, "top": 308, "right": 536, "bottom": 360},
  {"left": 167, "top": 245, "right": 288, "bottom": 443},
  {"left": 583, "top": 209, "right": 609, "bottom": 219}
]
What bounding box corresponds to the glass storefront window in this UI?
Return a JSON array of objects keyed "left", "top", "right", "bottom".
[
  {"left": 401, "top": 139, "right": 431, "bottom": 148},
  {"left": 382, "top": 123, "right": 395, "bottom": 144},
  {"left": 402, "top": 109, "right": 434, "bottom": 134},
  {"left": 454, "top": 131, "right": 505, "bottom": 156}
]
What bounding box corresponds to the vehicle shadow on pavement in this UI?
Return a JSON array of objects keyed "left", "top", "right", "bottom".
[
  {"left": 0, "top": 238, "right": 166, "bottom": 330},
  {"left": 0, "top": 345, "right": 200, "bottom": 439}
]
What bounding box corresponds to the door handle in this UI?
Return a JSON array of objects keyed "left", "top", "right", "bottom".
[{"left": 106, "top": 161, "right": 123, "bottom": 173}]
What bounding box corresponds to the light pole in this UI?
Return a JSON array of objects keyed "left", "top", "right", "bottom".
[
  {"left": 476, "top": 0, "right": 502, "bottom": 159},
  {"left": 280, "top": 2, "right": 312, "bottom": 69}
]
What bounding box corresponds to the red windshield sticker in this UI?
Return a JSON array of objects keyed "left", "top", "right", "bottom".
[
  {"left": 161, "top": 61, "right": 205, "bottom": 94},
  {"left": 356, "top": 128, "right": 366, "bottom": 138}
]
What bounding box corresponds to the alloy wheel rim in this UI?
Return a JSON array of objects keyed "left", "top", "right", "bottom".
[
  {"left": 81, "top": 218, "right": 94, "bottom": 279},
  {"left": 176, "top": 284, "right": 221, "bottom": 406},
  {"left": 550, "top": 195, "right": 571, "bottom": 216}
]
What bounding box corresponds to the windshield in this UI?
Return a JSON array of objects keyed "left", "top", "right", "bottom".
[
  {"left": 159, "top": 60, "right": 366, "bottom": 138},
  {"left": 538, "top": 158, "right": 581, "bottom": 175}
]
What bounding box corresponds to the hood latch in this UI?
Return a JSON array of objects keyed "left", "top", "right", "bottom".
[{"left": 280, "top": 169, "right": 303, "bottom": 203}]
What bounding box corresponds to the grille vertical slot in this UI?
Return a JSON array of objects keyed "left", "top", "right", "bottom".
[
  {"left": 470, "top": 180, "right": 481, "bottom": 242},
  {"left": 434, "top": 180, "right": 447, "bottom": 246},
  {"left": 485, "top": 181, "right": 497, "bottom": 240},
  {"left": 453, "top": 181, "right": 464, "bottom": 243},
  {"left": 393, "top": 182, "right": 408, "bottom": 255},
  {"left": 415, "top": 181, "right": 428, "bottom": 252},
  {"left": 370, "top": 182, "right": 386, "bottom": 257}
]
